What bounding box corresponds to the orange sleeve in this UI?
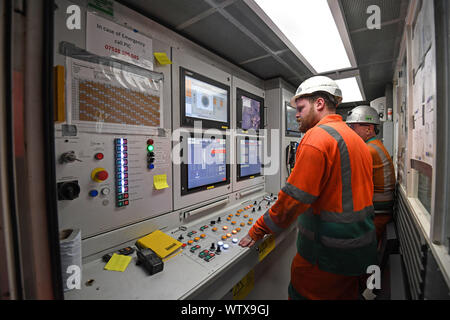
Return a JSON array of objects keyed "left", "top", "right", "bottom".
[{"left": 249, "top": 144, "right": 327, "bottom": 241}]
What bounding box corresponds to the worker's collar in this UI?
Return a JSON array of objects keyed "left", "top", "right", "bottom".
[
  {"left": 365, "top": 137, "right": 377, "bottom": 143},
  {"left": 315, "top": 114, "right": 343, "bottom": 127}
]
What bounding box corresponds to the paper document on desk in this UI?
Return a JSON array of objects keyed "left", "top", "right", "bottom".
[
  {"left": 137, "top": 230, "right": 182, "bottom": 261},
  {"left": 104, "top": 253, "right": 132, "bottom": 272}
]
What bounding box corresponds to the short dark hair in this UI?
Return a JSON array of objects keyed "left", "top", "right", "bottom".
[{"left": 305, "top": 91, "right": 338, "bottom": 110}]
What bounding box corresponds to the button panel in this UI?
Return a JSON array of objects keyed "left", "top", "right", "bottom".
[{"left": 172, "top": 197, "right": 278, "bottom": 268}]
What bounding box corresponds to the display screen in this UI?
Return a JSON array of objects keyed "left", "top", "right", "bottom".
[
  {"left": 236, "top": 88, "right": 264, "bottom": 131},
  {"left": 181, "top": 67, "right": 230, "bottom": 129},
  {"left": 186, "top": 137, "right": 227, "bottom": 191},
  {"left": 285, "top": 103, "right": 302, "bottom": 137},
  {"left": 237, "top": 137, "right": 262, "bottom": 180}
]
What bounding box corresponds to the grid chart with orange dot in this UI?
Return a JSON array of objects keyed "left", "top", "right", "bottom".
[{"left": 75, "top": 79, "right": 161, "bottom": 127}]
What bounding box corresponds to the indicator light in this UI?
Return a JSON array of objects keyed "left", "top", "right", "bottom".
[
  {"left": 147, "top": 145, "right": 154, "bottom": 152},
  {"left": 94, "top": 153, "right": 104, "bottom": 160}
]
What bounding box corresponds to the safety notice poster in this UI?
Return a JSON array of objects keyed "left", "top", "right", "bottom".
[{"left": 86, "top": 12, "right": 153, "bottom": 70}]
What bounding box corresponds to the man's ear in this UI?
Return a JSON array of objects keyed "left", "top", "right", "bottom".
[{"left": 315, "top": 97, "right": 326, "bottom": 111}]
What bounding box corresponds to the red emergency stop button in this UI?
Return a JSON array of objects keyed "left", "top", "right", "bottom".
[{"left": 91, "top": 168, "right": 109, "bottom": 182}]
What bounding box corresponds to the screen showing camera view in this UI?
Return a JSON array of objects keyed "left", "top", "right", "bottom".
[
  {"left": 239, "top": 138, "right": 261, "bottom": 178},
  {"left": 187, "top": 137, "right": 227, "bottom": 190},
  {"left": 241, "top": 95, "right": 261, "bottom": 130},
  {"left": 185, "top": 75, "right": 228, "bottom": 124}
]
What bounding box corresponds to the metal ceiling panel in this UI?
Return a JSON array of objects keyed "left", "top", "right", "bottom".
[
  {"left": 340, "top": 0, "right": 403, "bottom": 32},
  {"left": 182, "top": 11, "right": 268, "bottom": 64},
  {"left": 359, "top": 62, "right": 393, "bottom": 98},
  {"left": 338, "top": 0, "right": 408, "bottom": 102},
  {"left": 276, "top": 51, "right": 314, "bottom": 81},
  {"left": 118, "top": 0, "right": 212, "bottom": 28},
  {"left": 223, "top": 1, "right": 289, "bottom": 54},
  {"left": 242, "top": 55, "right": 297, "bottom": 80},
  {"left": 351, "top": 23, "right": 401, "bottom": 65}
]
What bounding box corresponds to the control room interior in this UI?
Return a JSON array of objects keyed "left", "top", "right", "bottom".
[{"left": 1, "top": 0, "right": 450, "bottom": 301}]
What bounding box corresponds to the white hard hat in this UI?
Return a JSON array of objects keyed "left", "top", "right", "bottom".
[
  {"left": 346, "top": 105, "right": 381, "bottom": 125},
  {"left": 290, "top": 76, "right": 343, "bottom": 107}
]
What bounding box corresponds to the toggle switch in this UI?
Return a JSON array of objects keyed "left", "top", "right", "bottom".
[{"left": 59, "top": 151, "right": 82, "bottom": 164}]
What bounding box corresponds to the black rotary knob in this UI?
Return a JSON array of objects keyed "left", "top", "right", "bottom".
[{"left": 58, "top": 181, "right": 81, "bottom": 200}]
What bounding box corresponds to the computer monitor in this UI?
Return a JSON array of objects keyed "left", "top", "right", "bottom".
[
  {"left": 285, "top": 102, "right": 302, "bottom": 137},
  {"left": 181, "top": 134, "right": 230, "bottom": 195},
  {"left": 237, "top": 136, "right": 262, "bottom": 181},
  {"left": 180, "top": 67, "right": 230, "bottom": 129},
  {"left": 236, "top": 88, "right": 264, "bottom": 132}
]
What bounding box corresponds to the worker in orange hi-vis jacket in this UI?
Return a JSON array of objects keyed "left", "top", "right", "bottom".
[
  {"left": 346, "top": 105, "right": 396, "bottom": 242},
  {"left": 239, "top": 76, "right": 378, "bottom": 300}
]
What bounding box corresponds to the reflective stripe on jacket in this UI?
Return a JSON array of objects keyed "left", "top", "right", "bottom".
[
  {"left": 249, "top": 114, "right": 378, "bottom": 276},
  {"left": 366, "top": 138, "right": 396, "bottom": 211}
]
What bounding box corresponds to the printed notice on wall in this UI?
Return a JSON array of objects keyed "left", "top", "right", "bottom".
[{"left": 86, "top": 12, "right": 153, "bottom": 70}]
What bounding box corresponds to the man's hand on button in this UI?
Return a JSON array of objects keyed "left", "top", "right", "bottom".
[{"left": 239, "top": 234, "right": 256, "bottom": 248}]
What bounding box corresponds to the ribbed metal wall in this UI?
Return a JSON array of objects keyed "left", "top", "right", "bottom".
[{"left": 395, "top": 188, "right": 428, "bottom": 300}]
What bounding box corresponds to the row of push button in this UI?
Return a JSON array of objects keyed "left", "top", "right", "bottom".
[{"left": 115, "top": 138, "right": 129, "bottom": 207}]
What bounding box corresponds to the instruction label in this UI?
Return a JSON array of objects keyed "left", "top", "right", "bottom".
[
  {"left": 258, "top": 235, "right": 275, "bottom": 262},
  {"left": 86, "top": 12, "right": 153, "bottom": 70},
  {"left": 232, "top": 269, "right": 254, "bottom": 300}
]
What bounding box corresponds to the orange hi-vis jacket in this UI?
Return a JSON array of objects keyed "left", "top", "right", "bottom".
[
  {"left": 366, "top": 138, "right": 396, "bottom": 240},
  {"left": 248, "top": 114, "right": 378, "bottom": 300}
]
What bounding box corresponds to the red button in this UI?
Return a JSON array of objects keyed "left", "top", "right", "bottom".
[
  {"left": 95, "top": 170, "right": 109, "bottom": 181},
  {"left": 182, "top": 243, "right": 187, "bottom": 247},
  {"left": 124, "top": 200, "right": 129, "bottom": 205},
  {"left": 95, "top": 153, "right": 104, "bottom": 160}
]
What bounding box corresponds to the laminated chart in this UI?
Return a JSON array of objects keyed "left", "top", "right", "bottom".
[{"left": 68, "top": 58, "right": 162, "bottom": 127}]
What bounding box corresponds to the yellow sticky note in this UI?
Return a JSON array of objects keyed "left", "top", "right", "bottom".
[
  {"left": 154, "top": 174, "right": 169, "bottom": 190},
  {"left": 258, "top": 235, "right": 276, "bottom": 262},
  {"left": 154, "top": 52, "right": 172, "bottom": 65},
  {"left": 232, "top": 269, "right": 255, "bottom": 300},
  {"left": 104, "top": 253, "right": 132, "bottom": 272}
]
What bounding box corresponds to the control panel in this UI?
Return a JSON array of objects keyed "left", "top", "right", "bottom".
[
  {"left": 55, "top": 128, "right": 173, "bottom": 238},
  {"left": 64, "top": 193, "right": 278, "bottom": 300},
  {"left": 173, "top": 198, "right": 274, "bottom": 269}
]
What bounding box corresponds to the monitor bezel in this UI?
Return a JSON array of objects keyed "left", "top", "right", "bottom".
[
  {"left": 236, "top": 135, "right": 262, "bottom": 181},
  {"left": 285, "top": 102, "right": 302, "bottom": 137},
  {"left": 180, "top": 67, "right": 231, "bottom": 130},
  {"left": 180, "top": 132, "right": 230, "bottom": 196},
  {"left": 236, "top": 88, "right": 265, "bottom": 132}
]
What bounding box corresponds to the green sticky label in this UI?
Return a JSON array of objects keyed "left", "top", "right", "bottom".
[
  {"left": 365, "top": 116, "right": 373, "bottom": 121},
  {"left": 88, "top": 0, "right": 114, "bottom": 16}
]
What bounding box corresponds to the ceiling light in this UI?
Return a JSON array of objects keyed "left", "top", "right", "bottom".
[
  {"left": 253, "top": 0, "right": 352, "bottom": 73},
  {"left": 335, "top": 77, "right": 364, "bottom": 103}
]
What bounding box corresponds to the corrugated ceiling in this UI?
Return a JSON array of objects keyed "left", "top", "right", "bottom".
[{"left": 118, "top": 0, "right": 409, "bottom": 103}]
